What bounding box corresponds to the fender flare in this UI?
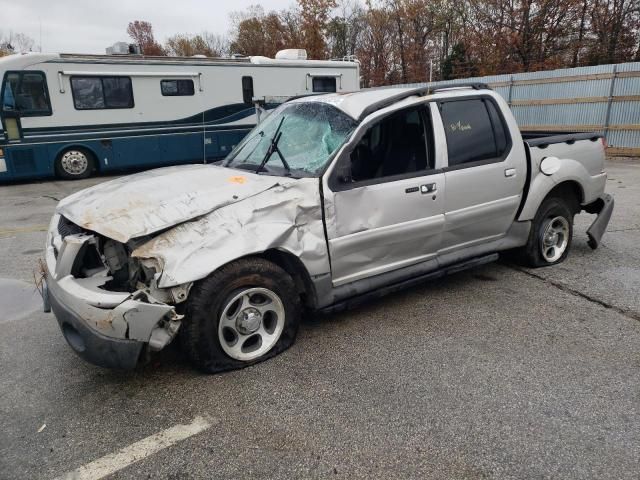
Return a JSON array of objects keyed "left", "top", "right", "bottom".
[{"left": 518, "top": 157, "right": 590, "bottom": 221}]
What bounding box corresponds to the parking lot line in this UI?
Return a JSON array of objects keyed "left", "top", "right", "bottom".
[
  {"left": 53, "top": 416, "right": 213, "bottom": 480},
  {"left": 0, "top": 224, "right": 49, "bottom": 238}
]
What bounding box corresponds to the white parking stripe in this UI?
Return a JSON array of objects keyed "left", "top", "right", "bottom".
[{"left": 54, "top": 416, "right": 213, "bottom": 480}]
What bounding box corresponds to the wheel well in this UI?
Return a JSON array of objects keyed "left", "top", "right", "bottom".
[
  {"left": 55, "top": 145, "right": 99, "bottom": 172},
  {"left": 256, "top": 250, "right": 317, "bottom": 309},
  {"left": 546, "top": 181, "right": 583, "bottom": 213}
]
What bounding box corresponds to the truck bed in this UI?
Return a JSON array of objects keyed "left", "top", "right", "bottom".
[
  {"left": 523, "top": 131, "right": 606, "bottom": 178},
  {"left": 521, "top": 131, "right": 603, "bottom": 147}
]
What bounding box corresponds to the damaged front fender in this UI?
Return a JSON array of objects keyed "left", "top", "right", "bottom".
[{"left": 132, "top": 178, "right": 330, "bottom": 288}]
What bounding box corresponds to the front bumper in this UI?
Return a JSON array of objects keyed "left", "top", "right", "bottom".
[
  {"left": 48, "top": 283, "right": 145, "bottom": 369},
  {"left": 45, "top": 215, "right": 180, "bottom": 369}
]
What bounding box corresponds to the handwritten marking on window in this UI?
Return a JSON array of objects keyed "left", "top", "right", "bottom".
[{"left": 449, "top": 121, "right": 472, "bottom": 132}]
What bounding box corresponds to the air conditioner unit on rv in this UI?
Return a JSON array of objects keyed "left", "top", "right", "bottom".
[{"left": 275, "top": 49, "right": 308, "bottom": 60}]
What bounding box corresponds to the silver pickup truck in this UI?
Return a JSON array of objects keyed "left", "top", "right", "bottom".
[{"left": 44, "top": 83, "right": 614, "bottom": 372}]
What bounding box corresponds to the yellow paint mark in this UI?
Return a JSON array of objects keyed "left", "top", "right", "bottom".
[
  {"left": 228, "top": 175, "right": 247, "bottom": 184},
  {"left": 0, "top": 224, "right": 49, "bottom": 238}
]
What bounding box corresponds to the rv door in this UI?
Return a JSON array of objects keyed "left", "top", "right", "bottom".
[{"left": 1, "top": 71, "right": 53, "bottom": 141}]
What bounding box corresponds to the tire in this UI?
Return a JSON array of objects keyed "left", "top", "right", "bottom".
[
  {"left": 181, "top": 258, "right": 301, "bottom": 373},
  {"left": 517, "top": 196, "right": 575, "bottom": 268},
  {"left": 55, "top": 148, "right": 96, "bottom": 180}
]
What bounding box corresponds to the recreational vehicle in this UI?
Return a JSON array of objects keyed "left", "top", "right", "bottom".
[{"left": 0, "top": 50, "right": 359, "bottom": 181}]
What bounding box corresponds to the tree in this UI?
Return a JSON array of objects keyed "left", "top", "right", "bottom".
[
  {"left": 0, "top": 31, "right": 35, "bottom": 56},
  {"left": 298, "top": 0, "right": 338, "bottom": 58},
  {"left": 464, "top": 0, "right": 584, "bottom": 74},
  {"left": 0, "top": 31, "right": 15, "bottom": 57},
  {"left": 223, "top": 0, "right": 640, "bottom": 83},
  {"left": 127, "top": 21, "right": 165, "bottom": 55},
  {"left": 230, "top": 6, "right": 302, "bottom": 57},
  {"left": 587, "top": 0, "right": 640, "bottom": 64},
  {"left": 441, "top": 42, "right": 478, "bottom": 79},
  {"left": 357, "top": 2, "right": 396, "bottom": 86},
  {"left": 326, "top": 0, "right": 366, "bottom": 58},
  {"left": 165, "top": 33, "right": 229, "bottom": 57},
  {"left": 14, "top": 33, "right": 35, "bottom": 53},
  {"left": 202, "top": 32, "right": 230, "bottom": 57}
]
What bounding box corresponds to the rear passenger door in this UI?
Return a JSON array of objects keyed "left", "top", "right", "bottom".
[{"left": 436, "top": 96, "right": 526, "bottom": 254}]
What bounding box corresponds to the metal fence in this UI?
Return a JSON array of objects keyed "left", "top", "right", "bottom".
[{"left": 395, "top": 62, "right": 640, "bottom": 157}]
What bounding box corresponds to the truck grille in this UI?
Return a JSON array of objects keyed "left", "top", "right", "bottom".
[{"left": 57, "top": 215, "right": 84, "bottom": 238}]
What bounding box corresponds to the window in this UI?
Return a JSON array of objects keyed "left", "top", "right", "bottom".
[
  {"left": 224, "top": 102, "right": 356, "bottom": 176},
  {"left": 161, "top": 79, "right": 194, "bottom": 96},
  {"left": 71, "top": 76, "right": 134, "bottom": 110},
  {"left": 312, "top": 77, "right": 337, "bottom": 93},
  {"left": 1, "top": 71, "right": 51, "bottom": 116},
  {"left": 439, "top": 98, "right": 510, "bottom": 167},
  {"left": 242, "top": 76, "right": 254, "bottom": 104},
  {"left": 349, "top": 107, "right": 431, "bottom": 183}
]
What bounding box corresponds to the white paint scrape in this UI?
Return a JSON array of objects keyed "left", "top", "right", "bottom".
[{"left": 54, "top": 416, "right": 212, "bottom": 480}]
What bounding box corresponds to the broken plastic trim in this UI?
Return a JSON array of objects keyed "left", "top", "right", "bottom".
[{"left": 585, "top": 194, "right": 614, "bottom": 249}]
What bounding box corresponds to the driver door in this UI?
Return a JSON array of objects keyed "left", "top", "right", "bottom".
[{"left": 323, "top": 104, "right": 445, "bottom": 287}]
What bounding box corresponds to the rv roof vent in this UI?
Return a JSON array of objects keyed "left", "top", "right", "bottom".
[
  {"left": 106, "top": 42, "right": 141, "bottom": 55},
  {"left": 275, "top": 49, "right": 307, "bottom": 60}
]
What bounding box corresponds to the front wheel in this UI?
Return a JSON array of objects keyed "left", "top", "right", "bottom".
[
  {"left": 517, "top": 197, "right": 575, "bottom": 267},
  {"left": 181, "top": 258, "right": 301, "bottom": 373},
  {"left": 55, "top": 148, "right": 95, "bottom": 180}
]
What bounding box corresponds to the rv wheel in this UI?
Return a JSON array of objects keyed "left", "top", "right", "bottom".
[{"left": 55, "top": 148, "right": 95, "bottom": 180}]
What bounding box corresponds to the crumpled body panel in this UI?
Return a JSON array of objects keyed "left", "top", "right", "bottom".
[
  {"left": 57, "top": 164, "right": 282, "bottom": 243},
  {"left": 132, "top": 178, "right": 330, "bottom": 288}
]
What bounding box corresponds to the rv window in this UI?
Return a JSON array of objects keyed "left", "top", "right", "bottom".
[
  {"left": 1, "top": 71, "right": 51, "bottom": 116},
  {"left": 242, "top": 76, "right": 254, "bottom": 104},
  {"left": 161, "top": 79, "right": 195, "bottom": 96},
  {"left": 312, "top": 77, "right": 337, "bottom": 93},
  {"left": 71, "top": 76, "right": 133, "bottom": 110}
]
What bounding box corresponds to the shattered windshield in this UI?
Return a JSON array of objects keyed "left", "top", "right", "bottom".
[{"left": 224, "top": 102, "right": 357, "bottom": 177}]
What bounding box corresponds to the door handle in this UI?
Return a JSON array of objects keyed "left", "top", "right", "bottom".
[
  {"left": 420, "top": 183, "right": 437, "bottom": 194},
  {"left": 504, "top": 168, "right": 516, "bottom": 177}
]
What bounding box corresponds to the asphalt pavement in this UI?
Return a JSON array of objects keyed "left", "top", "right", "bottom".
[{"left": 0, "top": 161, "right": 638, "bottom": 479}]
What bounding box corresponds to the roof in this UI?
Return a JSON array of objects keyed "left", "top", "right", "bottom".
[
  {"left": 0, "top": 52, "right": 358, "bottom": 69},
  {"left": 290, "top": 88, "right": 417, "bottom": 120},
  {"left": 290, "top": 83, "right": 492, "bottom": 121},
  {"left": 0, "top": 53, "right": 59, "bottom": 70}
]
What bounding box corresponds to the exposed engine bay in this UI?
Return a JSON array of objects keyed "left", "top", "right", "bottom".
[{"left": 57, "top": 215, "right": 156, "bottom": 293}]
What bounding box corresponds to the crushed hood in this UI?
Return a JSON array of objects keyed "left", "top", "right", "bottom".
[{"left": 57, "top": 164, "right": 283, "bottom": 243}]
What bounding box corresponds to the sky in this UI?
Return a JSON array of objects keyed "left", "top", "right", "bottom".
[{"left": 2, "top": 0, "right": 292, "bottom": 54}]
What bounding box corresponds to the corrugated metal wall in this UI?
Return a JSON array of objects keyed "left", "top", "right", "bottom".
[{"left": 394, "top": 62, "right": 640, "bottom": 156}]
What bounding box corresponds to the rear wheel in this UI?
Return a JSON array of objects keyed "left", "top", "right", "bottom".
[
  {"left": 517, "top": 196, "right": 575, "bottom": 267},
  {"left": 181, "top": 258, "right": 301, "bottom": 373},
  {"left": 55, "top": 148, "right": 95, "bottom": 180}
]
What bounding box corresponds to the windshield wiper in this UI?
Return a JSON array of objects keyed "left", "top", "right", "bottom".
[
  {"left": 224, "top": 131, "right": 264, "bottom": 166},
  {"left": 256, "top": 116, "right": 291, "bottom": 175}
]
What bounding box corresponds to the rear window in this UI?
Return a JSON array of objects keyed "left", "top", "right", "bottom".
[
  {"left": 439, "top": 98, "right": 510, "bottom": 167},
  {"left": 161, "top": 79, "right": 195, "bottom": 96},
  {"left": 71, "top": 76, "right": 134, "bottom": 110},
  {"left": 1, "top": 71, "right": 51, "bottom": 116}
]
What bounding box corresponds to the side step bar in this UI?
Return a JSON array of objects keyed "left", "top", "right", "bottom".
[{"left": 319, "top": 253, "right": 499, "bottom": 315}]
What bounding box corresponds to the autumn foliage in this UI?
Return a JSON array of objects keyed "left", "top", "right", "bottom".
[
  {"left": 127, "top": 0, "right": 640, "bottom": 86},
  {"left": 126, "top": 21, "right": 165, "bottom": 56}
]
